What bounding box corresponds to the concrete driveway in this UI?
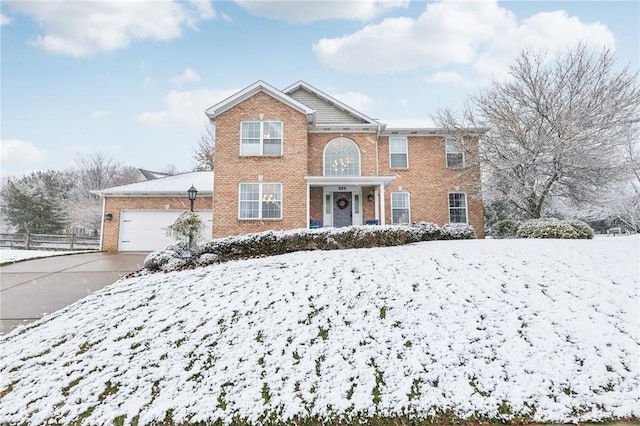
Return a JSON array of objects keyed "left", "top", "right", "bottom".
[{"left": 0, "top": 252, "right": 149, "bottom": 335}]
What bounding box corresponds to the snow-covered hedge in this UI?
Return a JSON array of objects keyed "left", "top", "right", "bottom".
[
  {"left": 491, "top": 219, "right": 520, "bottom": 239},
  {"left": 441, "top": 222, "right": 476, "bottom": 240},
  {"left": 143, "top": 222, "right": 476, "bottom": 272},
  {"left": 143, "top": 241, "right": 190, "bottom": 272},
  {"left": 570, "top": 220, "right": 596, "bottom": 239},
  {"left": 516, "top": 219, "right": 580, "bottom": 239}
]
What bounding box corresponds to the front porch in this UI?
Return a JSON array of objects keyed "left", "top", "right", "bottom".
[{"left": 305, "top": 176, "right": 395, "bottom": 228}]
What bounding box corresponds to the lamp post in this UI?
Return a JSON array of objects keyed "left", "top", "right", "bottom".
[
  {"left": 184, "top": 185, "right": 198, "bottom": 258},
  {"left": 187, "top": 185, "right": 198, "bottom": 212}
]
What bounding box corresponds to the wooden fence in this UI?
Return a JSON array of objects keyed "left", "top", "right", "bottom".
[{"left": 0, "top": 233, "right": 100, "bottom": 251}]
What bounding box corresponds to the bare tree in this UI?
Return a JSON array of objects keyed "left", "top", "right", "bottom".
[
  {"left": 67, "top": 153, "right": 138, "bottom": 234},
  {"left": 192, "top": 122, "right": 215, "bottom": 171},
  {"left": 71, "top": 153, "right": 120, "bottom": 200},
  {"left": 437, "top": 44, "right": 640, "bottom": 219}
]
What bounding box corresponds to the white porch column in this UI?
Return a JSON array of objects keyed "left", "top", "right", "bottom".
[
  {"left": 306, "top": 182, "right": 310, "bottom": 229},
  {"left": 374, "top": 190, "right": 379, "bottom": 221},
  {"left": 379, "top": 183, "right": 386, "bottom": 225}
]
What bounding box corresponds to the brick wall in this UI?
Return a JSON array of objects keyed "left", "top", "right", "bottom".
[
  {"left": 213, "top": 92, "right": 309, "bottom": 237},
  {"left": 101, "top": 196, "right": 212, "bottom": 251},
  {"left": 211, "top": 89, "right": 485, "bottom": 239},
  {"left": 378, "top": 136, "right": 485, "bottom": 237}
]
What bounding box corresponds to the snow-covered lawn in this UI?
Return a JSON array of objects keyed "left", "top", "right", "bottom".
[
  {"left": 0, "top": 249, "right": 93, "bottom": 264},
  {"left": 0, "top": 236, "right": 638, "bottom": 425}
]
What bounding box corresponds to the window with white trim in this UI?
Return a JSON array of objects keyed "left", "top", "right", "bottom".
[
  {"left": 445, "top": 137, "right": 464, "bottom": 168},
  {"left": 241, "top": 121, "right": 282, "bottom": 156},
  {"left": 391, "top": 192, "right": 410, "bottom": 224},
  {"left": 239, "top": 182, "right": 282, "bottom": 219},
  {"left": 389, "top": 136, "right": 408, "bottom": 168},
  {"left": 324, "top": 138, "right": 360, "bottom": 176},
  {"left": 448, "top": 192, "right": 467, "bottom": 223}
]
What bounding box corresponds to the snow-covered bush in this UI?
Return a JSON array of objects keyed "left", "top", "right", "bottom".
[
  {"left": 198, "top": 223, "right": 462, "bottom": 264},
  {"left": 167, "top": 211, "right": 205, "bottom": 249},
  {"left": 516, "top": 219, "right": 578, "bottom": 239},
  {"left": 143, "top": 241, "right": 189, "bottom": 272},
  {"left": 145, "top": 223, "right": 473, "bottom": 272},
  {"left": 441, "top": 223, "right": 476, "bottom": 240},
  {"left": 570, "top": 220, "right": 595, "bottom": 239},
  {"left": 491, "top": 219, "right": 520, "bottom": 239}
]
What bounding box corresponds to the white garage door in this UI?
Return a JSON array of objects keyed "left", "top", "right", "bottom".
[{"left": 119, "top": 210, "right": 213, "bottom": 252}]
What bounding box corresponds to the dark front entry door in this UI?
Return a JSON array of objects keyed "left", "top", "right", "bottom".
[{"left": 333, "top": 192, "right": 352, "bottom": 227}]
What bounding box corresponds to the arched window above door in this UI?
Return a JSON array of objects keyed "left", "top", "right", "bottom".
[{"left": 323, "top": 138, "right": 361, "bottom": 176}]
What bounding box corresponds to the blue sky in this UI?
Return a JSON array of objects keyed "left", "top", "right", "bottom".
[{"left": 1, "top": 0, "right": 638, "bottom": 178}]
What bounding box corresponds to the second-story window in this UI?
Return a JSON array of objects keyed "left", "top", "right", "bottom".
[
  {"left": 389, "top": 136, "right": 408, "bottom": 168},
  {"left": 241, "top": 121, "right": 282, "bottom": 156},
  {"left": 446, "top": 137, "right": 464, "bottom": 168},
  {"left": 324, "top": 137, "right": 360, "bottom": 176}
]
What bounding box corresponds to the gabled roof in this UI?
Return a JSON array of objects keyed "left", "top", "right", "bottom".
[
  {"left": 205, "top": 80, "right": 315, "bottom": 122},
  {"left": 136, "top": 168, "right": 173, "bottom": 181},
  {"left": 93, "top": 171, "right": 213, "bottom": 197},
  {"left": 283, "top": 80, "right": 380, "bottom": 126}
]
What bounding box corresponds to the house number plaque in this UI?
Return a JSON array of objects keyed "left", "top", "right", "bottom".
[{"left": 338, "top": 186, "right": 346, "bottom": 190}]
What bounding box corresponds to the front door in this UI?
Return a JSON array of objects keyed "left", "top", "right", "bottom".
[{"left": 333, "top": 192, "right": 352, "bottom": 227}]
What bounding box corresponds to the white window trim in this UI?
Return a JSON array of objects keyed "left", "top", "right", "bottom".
[
  {"left": 389, "top": 136, "right": 409, "bottom": 169},
  {"left": 445, "top": 137, "right": 465, "bottom": 168},
  {"left": 448, "top": 191, "right": 468, "bottom": 224},
  {"left": 240, "top": 121, "right": 283, "bottom": 156},
  {"left": 238, "top": 182, "right": 283, "bottom": 220},
  {"left": 391, "top": 191, "right": 411, "bottom": 224},
  {"left": 322, "top": 137, "right": 362, "bottom": 177}
]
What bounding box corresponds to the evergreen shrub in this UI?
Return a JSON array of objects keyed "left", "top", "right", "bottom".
[
  {"left": 491, "top": 219, "right": 520, "bottom": 239},
  {"left": 516, "top": 219, "right": 578, "bottom": 239},
  {"left": 569, "top": 220, "right": 595, "bottom": 239},
  {"left": 144, "top": 222, "right": 474, "bottom": 272}
]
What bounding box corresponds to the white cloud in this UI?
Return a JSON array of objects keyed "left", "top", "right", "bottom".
[
  {"left": 135, "top": 87, "right": 238, "bottom": 127},
  {"left": 329, "top": 90, "right": 373, "bottom": 114},
  {"left": 90, "top": 110, "right": 111, "bottom": 119},
  {"left": 313, "top": 0, "right": 615, "bottom": 84},
  {"left": 171, "top": 68, "right": 202, "bottom": 86},
  {"left": 425, "top": 71, "right": 480, "bottom": 88},
  {"left": 0, "top": 12, "right": 11, "bottom": 26},
  {"left": 7, "top": 0, "right": 215, "bottom": 56},
  {"left": 0, "top": 139, "right": 47, "bottom": 176},
  {"left": 234, "top": 0, "right": 408, "bottom": 23}
]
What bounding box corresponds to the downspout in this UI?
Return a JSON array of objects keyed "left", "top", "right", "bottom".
[
  {"left": 375, "top": 125, "right": 381, "bottom": 176},
  {"left": 375, "top": 125, "right": 381, "bottom": 222},
  {"left": 99, "top": 196, "right": 105, "bottom": 251},
  {"left": 306, "top": 182, "right": 310, "bottom": 229}
]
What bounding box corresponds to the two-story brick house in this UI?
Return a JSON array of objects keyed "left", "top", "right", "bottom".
[{"left": 206, "top": 80, "right": 484, "bottom": 239}]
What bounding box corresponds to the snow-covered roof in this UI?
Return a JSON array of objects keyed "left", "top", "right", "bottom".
[{"left": 94, "top": 171, "right": 213, "bottom": 197}]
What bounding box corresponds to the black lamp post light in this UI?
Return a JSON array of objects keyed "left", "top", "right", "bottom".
[
  {"left": 187, "top": 185, "right": 198, "bottom": 212},
  {"left": 183, "top": 185, "right": 198, "bottom": 260}
]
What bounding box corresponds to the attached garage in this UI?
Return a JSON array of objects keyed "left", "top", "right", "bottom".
[
  {"left": 118, "top": 210, "right": 213, "bottom": 252},
  {"left": 94, "top": 171, "right": 214, "bottom": 252}
]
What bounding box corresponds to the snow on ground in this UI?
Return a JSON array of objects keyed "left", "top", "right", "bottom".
[
  {"left": 0, "top": 237, "right": 638, "bottom": 425},
  {"left": 0, "top": 249, "right": 92, "bottom": 264}
]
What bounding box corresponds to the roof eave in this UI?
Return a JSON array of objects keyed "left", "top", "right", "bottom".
[
  {"left": 99, "top": 191, "right": 213, "bottom": 198},
  {"left": 205, "top": 80, "right": 315, "bottom": 120}
]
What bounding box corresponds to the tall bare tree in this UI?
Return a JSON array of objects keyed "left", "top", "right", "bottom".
[
  {"left": 67, "top": 153, "right": 138, "bottom": 234},
  {"left": 192, "top": 122, "right": 215, "bottom": 171},
  {"left": 436, "top": 44, "right": 640, "bottom": 219},
  {"left": 71, "top": 153, "right": 120, "bottom": 200}
]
